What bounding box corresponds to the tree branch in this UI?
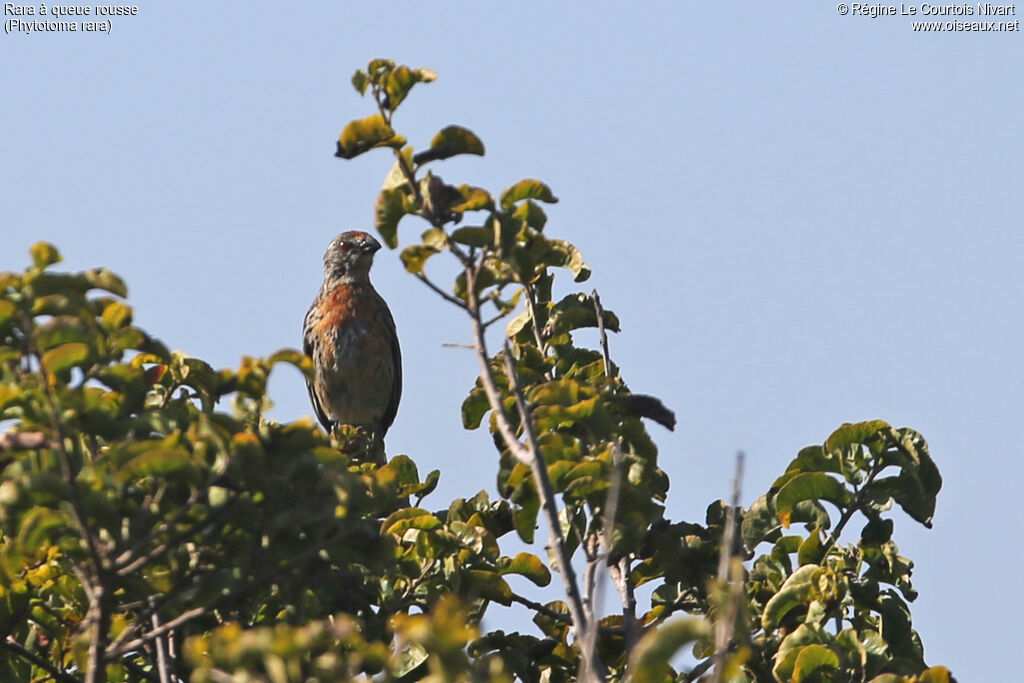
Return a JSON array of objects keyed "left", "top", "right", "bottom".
[
  {"left": 414, "top": 272, "right": 466, "bottom": 310},
  {"left": 2, "top": 638, "right": 80, "bottom": 683},
  {"left": 500, "top": 343, "right": 606, "bottom": 682},
  {"left": 461, "top": 261, "right": 604, "bottom": 680},
  {"left": 592, "top": 290, "right": 612, "bottom": 378},
  {"left": 711, "top": 452, "right": 745, "bottom": 683},
  {"left": 818, "top": 460, "right": 883, "bottom": 562}
]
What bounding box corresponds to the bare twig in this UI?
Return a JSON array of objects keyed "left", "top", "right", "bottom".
[
  {"left": 509, "top": 593, "right": 624, "bottom": 636},
  {"left": 522, "top": 283, "right": 548, "bottom": 355},
  {"left": 414, "top": 272, "right": 466, "bottom": 309},
  {"left": 592, "top": 290, "right": 612, "bottom": 378},
  {"left": 711, "top": 452, "right": 745, "bottom": 683},
  {"left": 150, "top": 598, "right": 172, "bottom": 683}
]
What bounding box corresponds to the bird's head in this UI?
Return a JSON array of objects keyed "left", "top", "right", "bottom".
[{"left": 323, "top": 231, "right": 382, "bottom": 284}]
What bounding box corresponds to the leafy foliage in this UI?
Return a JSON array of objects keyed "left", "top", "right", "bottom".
[{"left": 0, "top": 59, "right": 954, "bottom": 683}]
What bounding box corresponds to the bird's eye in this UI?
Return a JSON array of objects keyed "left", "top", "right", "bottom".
[{"left": 338, "top": 243, "right": 351, "bottom": 252}]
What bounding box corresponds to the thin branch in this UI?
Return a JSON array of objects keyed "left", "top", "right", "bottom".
[
  {"left": 109, "top": 606, "right": 206, "bottom": 658},
  {"left": 150, "top": 598, "right": 172, "bottom": 683},
  {"left": 107, "top": 521, "right": 356, "bottom": 660},
  {"left": 24, "top": 315, "right": 111, "bottom": 683},
  {"left": 414, "top": 272, "right": 466, "bottom": 310},
  {"left": 508, "top": 593, "right": 623, "bottom": 636},
  {"left": 591, "top": 290, "right": 612, "bottom": 378},
  {"left": 522, "top": 284, "right": 547, "bottom": 352},
  {"left": 500, "top": 342, "right": 606, "bottom": 682},
  {"left": 464, "top": 268, "right": 532, "bottom": 467},
  {"left": 600, "top": 441, "right": 637, "bottom": 653},
  {"left": 481, "top": 310, "right": 509, "bottom": 329},
  {"left": 711, "top": 452, "right": 745, "bottom": 683},
  {"left": 683, "top": 657, "right": 715, "bottom": 683},
  {"left": 462, "top": 261, "right": 603, "bottom": 680},
  {"left": 115, "top": 496, "right": 237, "bottom": 576},
  {"left": 818, "top": 461, "right": 883, "bottom": 561},
  {"left": 2, "top": 638, "right": 80, "bottom": 683}
]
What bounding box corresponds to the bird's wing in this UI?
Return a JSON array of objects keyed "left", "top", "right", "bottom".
[
  {"left": 379, "top": 302, "right": 402, "bottom": 436},
  {"left": 302, "top": 304, "right": 333, "bottom": 431}
]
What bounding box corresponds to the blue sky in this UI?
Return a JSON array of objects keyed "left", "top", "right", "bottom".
[{"left": 3, "top": 3, "right": 1021, "bottom": 678}]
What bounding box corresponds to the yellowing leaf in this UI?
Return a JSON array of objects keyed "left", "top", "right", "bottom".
[
  {"left": 335, "top": 114, "right": 406, "bottom": 159},
  {"left": 400, "top": 245, "right": 439, "bottom": 275},
  {"left": 30, "top": 242, "right": 62, "bottom": 269},
  {"left": 0, "top": 300, "right": 16, "bottom": 329},
  {"left": 499, "top": 552, "right": 551, "bottom": 587}
]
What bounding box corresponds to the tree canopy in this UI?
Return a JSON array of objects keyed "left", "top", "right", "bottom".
[{"left": 0, "top": 59, "right": 952, "bottom": 683}]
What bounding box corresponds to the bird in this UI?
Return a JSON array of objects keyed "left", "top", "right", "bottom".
[{"left": 303, "top": 231, "right": 402, "bottom": 450}]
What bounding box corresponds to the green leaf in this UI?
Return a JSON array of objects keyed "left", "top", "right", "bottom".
[
  {"left": 461, "top": 386, "right": 490, "bottom": 430},
  {"left": 742, "top": 494, "right": 780, "bottom": 550},
  {"left": 413, "top": 125, "right": 485, "bottom": 165},
  {"left": 463, "top": 569, "right": 512, "bottom": 605},
  {"left": 41, "top": 342, "right": 91, "bottom": 375},
  {"left": 384, "top": 454, "right": 420, "bottom": 487},
  {"left": 382, "top": 508, "right": 442, "bottom": 535},
  {"left": 864, "top": 475, "right": 937, "bottom": 529},
  {"left": 392, "top": 643, "right": 429, "bottom": 679},
  {"left": 83, "top": 268, "right": 128, "bottom": 297},
  {"left": 761, "top": 564, "right": 821, "bottom": 630},
  {"left": 30, "top": 242, "right": 62, "bottom": 269},
  {"left": 375, "top": 187, "right": 412, "bottom": 249},
  {"left": 400, "top": 245, "right": 440, "bottom": 274},
  {"left": 33, "top": 317, "right": 94, "bottom": 351},
  {"left": 335, "top": 114, "right": 406, "bottom": 159},
  {"left": 268, "top": 347, "right": 313, "bottom": 379},
  {"left": 16, "top": 508, "right": 67, "bottom": 552},
  {"left": 115, "top": 447, "right": 194, "bottom": 484},
  {"left": 513, "top": 496, "right": 539, "bottom": 544},
  {"left": 628, "top": 617, "right": 709, "bottom": 683},
  {"left": 450, "top": 186, "right": 495, "bottom": 214},
  {"left": 351, "top": 69, "right": 369, "bottom": 94},
  {"left": 500, "top": 179, "right": 558, "bottom": 210},
  {"left": 797, "top": 528, "right": 822, "bottom": 566},
  {"left": 825, "top": 420, "right": 891, "bottom": 454},
  {"left": 545, "top": 293, "right": 620, "bottom": 337},
  {"left": 546, "top": 239, "right": 591, "bottom": 282},
  {"left": 774, "top": 472, "right": 850, "bottom": 528},
  {"left": 384, "top": 65, "right": 436, "bottom": 110},
  {"left": 403, "top": 469, "right": 440, "bottom": 500},
  {"left": 450, "top": 226, "right": 494, "bottom": 248},
  {"left": 498, "top": 552, "right": 551, "bottom": 587},
  {"left": 792, "top": 644, "right": 840, "bottom": 682},
  {"left": 512, "top": 200, "right": 548, "bottom": 231}
]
